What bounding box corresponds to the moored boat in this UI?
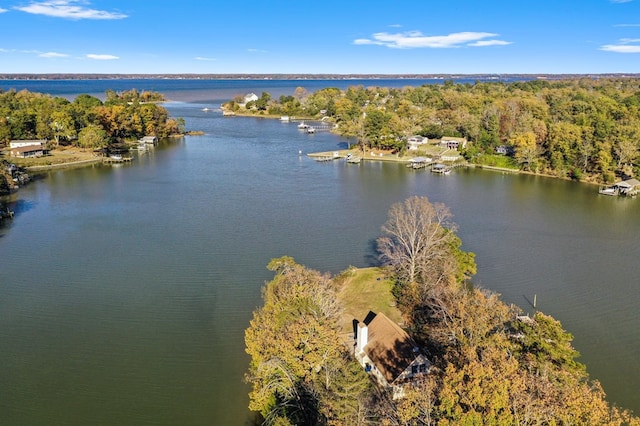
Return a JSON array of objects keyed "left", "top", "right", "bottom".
[{"left": 431, "top": 163, "right": 451, "bottom": 174}]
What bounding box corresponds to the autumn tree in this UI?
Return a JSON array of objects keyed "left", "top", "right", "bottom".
[
  {"left": 377, "top": 196, "right": 459, "bottom": 287},
  {"left": 245, "top": 257, "right": 371, "bottom": 425},
  {"left": 510, "top": 131, "right": 540, "bottom": 171}
]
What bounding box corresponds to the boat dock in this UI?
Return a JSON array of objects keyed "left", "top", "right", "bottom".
[
  {"left": 431, "top": 163, "right": 451, "bottom": 174},
  {"left": 407, "top": 157, "right": 432, "bottom": 169},
  {"left": 103, "top": 156, "right": 133, "bottom": 164},
  {"left": 599, "top": 178, "right": 640, "bottom": 197},
  {"left": 294, "top": 120, "right": 334, "bottom": 133}
]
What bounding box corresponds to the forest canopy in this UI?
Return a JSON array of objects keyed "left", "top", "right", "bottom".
[
  {"left": 0, "top": 88, "right": 184, "bottom": 149},
  {"left": 229, "top": 78, "right": 640, "bottom": 184}
]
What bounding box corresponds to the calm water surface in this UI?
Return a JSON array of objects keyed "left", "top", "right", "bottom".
[{"left": 1, "top": 81, "right": 639, "bottom": 424}]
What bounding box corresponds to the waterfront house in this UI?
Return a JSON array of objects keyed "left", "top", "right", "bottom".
[
  {"left": 495, "top": 145, "right": 513, "bottom": 155},
  {"left": 11, "top": 145, "right": 45, "bottom": 158},
  {"left": 439, "top": 136, "right": 467, "bottom": 150},
  {"left": 407, "top": 135, "right": 428, "bottom": 151},
  {"left": 9, "top": 139, "right": 47, "bottom": 149},
  {"left": 244, "top": 93, "right": 259, "bottom": 103},
  {"left": 355, "top": 312, "right": 430, "bottom": 395}
]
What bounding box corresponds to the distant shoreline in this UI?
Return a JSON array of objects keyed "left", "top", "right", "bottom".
[{"left": 1, "top": 73, "right": 640, "bottom": 81}]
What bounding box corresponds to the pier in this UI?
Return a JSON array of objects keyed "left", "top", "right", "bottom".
[
  {"left": 293, "top": 120, "right": 334, "bottom": 132},
  {"left": 103, "top": 156, "right": 133, "bottom": 164}
]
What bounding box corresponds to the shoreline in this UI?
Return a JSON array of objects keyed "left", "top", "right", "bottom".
[
  {"left": 25, "top": 157, "right": 103, "bottom": 171},
  {"left": 307, "top": 149, "right": 607, "bottom": 186}
]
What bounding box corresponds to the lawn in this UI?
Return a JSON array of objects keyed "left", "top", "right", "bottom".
[
  {"left": 7, "top": 147, "right": 100, "bottom": 169},
  {"left": 336, "top": 267, "right": 403, "bottom": 334}
]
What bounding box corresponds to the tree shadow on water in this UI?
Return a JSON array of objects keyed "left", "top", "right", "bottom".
[
  {"left": 9, "top": 199, "right": 36, "bottom": 216},
  {"left": 0, "top": 199, "right": 37, "bottom": 232},
  {"left": 364, "top": 238, "right": 381, "bottom": 267}
]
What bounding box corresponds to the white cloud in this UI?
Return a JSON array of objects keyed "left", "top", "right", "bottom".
[
  {"left": 354, "top": 31, "right": 510, "bottom": 49},
  {"left": 614, "top": 23, "right": 640, "bottom": 27},
  {"left": 610, "top": 0, "right": 632, "bottom": 3},
  {"left": 247, "top": 48, "right": 268, "bottom": 53},
  {"left": 0, "top": 8, "right": 8, "bottom": 13},
  {"left": 468, "top": 40, "right": 512, "bottom": 47},
  {"left": 86, "top": 53, "right": 119, "bottom": 60},
  {"left": 601, "top": 37, "right": 640, "bottom": 52},
  {"left": 601, "top": 44, "right": 640, "bottom": 52},
  {"left": 39, "top": 51, "right": 69, "bottom": 58},
  {"left": 195, "top": 56, "right": 216, "bottom": 61},
  {"left": 15, "top": 1, "right": 127, "bottom": 20}
]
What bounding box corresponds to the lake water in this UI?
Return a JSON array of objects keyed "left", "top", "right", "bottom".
[{"left": 1, "top": 80, "right": 639, "bottom": 424}]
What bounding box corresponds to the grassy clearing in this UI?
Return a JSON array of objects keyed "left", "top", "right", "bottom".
[
  {"left": 6, "top": 147, "right": 100, "bottom": 169},
  {"left": 473, "top": 153, "right": 519, "bottom": 169},
  {"left": 336, "top": 266, "right": 403, "bottom": 334}
]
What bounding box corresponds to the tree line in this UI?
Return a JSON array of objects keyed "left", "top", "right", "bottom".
[
  {"left": 0, "top": 88, "right": 184, "bottom": 150},
  {"left": 245, "top": 196, "right": 639, "bottom": 425},
  {"left": 228, "top": 78, "right": 640, "bottom": 184}
]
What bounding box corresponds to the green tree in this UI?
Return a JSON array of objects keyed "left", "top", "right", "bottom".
[
  {"left": 77, "top": 123, "right": 108, "bottom": 149},
  {"left": 50, "top": 109, "right": 77, "bottom": 146},
  {"left": 255, "top": 92, "right": 272, "bottom": 111}
]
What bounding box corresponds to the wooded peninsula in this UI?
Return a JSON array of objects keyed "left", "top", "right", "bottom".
[
  {"left": 246, "top": 196, "right": 640, "bottom": 425},
  {"left": 0, "top": 88, "right": 184, "bottom": 194},
  {"left": 226, "top": 77, "right": 640, "bottom": 185}
]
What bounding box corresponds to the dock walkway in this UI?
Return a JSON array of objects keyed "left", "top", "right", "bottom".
[{"left": 103, "top": 156, "right": 133, "bottom": 164}]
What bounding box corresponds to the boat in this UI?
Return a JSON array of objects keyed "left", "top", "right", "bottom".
[
  {"left": 599, "top": 186, "right": 618, "bottom": 196},
  {"left": 280, "top": 116, "right": 290, "bottom": 122},
  {"left": 346, "top": 154, "right": 362, "bottom": 164},
  {"left": 297, "top": 122, "right": 309, "bottom": 129},
  {"left": 598, "top": 178, "right": 640, "bottom": 196},
  {"left": 306, "top": 127, "right": 316, "bottom": 134},
  {"left": 431, "top": 163, "right": 451, "bottom": 175}
]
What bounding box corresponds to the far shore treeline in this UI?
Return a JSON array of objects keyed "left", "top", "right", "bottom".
[
  {"left": 225, "top": 77, "right": 640, "bottom": 184},
  {"left": 0, "top": 88, "right": 184, "bottom": 149}
]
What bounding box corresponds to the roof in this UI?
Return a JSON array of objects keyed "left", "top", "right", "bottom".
[
  {"left": 12, "top": 145, "right": 44, "bottom": 153},
  {"left": 363, "top": 312, "right": 421, "bottom": 384},
  {"left": 9, "top": 139, "right": 46, "bottom": 147},
  {"left": 10, "top": 139, "right": 46, "bottom": 143},
  {"left": 440, "top": 136, "right": 467, "bottom": 142},
  {"left": 410, "top": 157, "right": 430, "bottom": 163}
]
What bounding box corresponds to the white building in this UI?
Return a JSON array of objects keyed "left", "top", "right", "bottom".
[
  {"left": 407, "top": 135, "right": 428, "bottom": 151},
  {"left": 9, "top": 139, "right": 47, "bottom": 149}
]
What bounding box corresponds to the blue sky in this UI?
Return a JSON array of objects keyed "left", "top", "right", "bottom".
[{"left": 0, "top": 0, "right": 639, "bottom": 74}]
